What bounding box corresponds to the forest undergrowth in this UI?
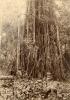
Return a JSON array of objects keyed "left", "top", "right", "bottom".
[{"left": 0, "top": 77, "right": 70, "bottom": 100}]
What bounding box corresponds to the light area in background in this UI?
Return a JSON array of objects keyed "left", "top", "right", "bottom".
[
  {"left": 54, "top": 0, "right": 70, "bottom": 12},
  {"left": 0, "top": 0, "right": 28, "bottom": 36},
  {"left": 55, "top": 0, "right": 63, "bottom": 7},
  {"left": 0, "top": 0, "right": 70, "bottom": 39},
  {"left": 0, "top": 0, "right": 29, "bottom": 49}
]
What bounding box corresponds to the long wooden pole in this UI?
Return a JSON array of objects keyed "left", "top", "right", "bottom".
[
  {"left": 27, "top": 0, "right": 31, "bottom": 43},
  {"left": 33, "top": 0, "right": 35, "bottom": 43},
  {"left": 17, "top": 17, "right": 20, "bottom": 74}
]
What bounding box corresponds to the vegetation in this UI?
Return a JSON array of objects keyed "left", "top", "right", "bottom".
[
  {"left": 0, "top": 0, "right": 70, "bottom": 80},
  {"left": 0, "top": 0, "right": 70, "bottom": 100}
]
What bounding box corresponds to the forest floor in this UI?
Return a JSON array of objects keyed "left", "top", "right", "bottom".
[{"left": 0, "top": 77, "right": 70, "bottom": 100}]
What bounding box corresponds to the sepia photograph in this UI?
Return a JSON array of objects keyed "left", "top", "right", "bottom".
[{"left": 0, "top": 0, "right": 70, "bottom": 99}]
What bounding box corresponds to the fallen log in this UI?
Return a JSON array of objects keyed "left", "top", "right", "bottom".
[{"left": 0, "top": 75, "right": 13, "bottom": 80}]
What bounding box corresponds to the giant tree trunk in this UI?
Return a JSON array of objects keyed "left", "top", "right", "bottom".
[{"left": 20, "top": 0, "right": 65, "bottom": 80}]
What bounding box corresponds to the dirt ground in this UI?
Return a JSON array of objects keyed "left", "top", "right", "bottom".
[{"left": 0, "top": 78, "right": 70, "bottom": 100}]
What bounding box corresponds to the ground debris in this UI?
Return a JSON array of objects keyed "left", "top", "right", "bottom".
[
  {"left": 13, "top": 78, "right": 70, "bottom": 100},
  {"left": 0, "top": 78, "right": 70, "bottom": 100}
]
